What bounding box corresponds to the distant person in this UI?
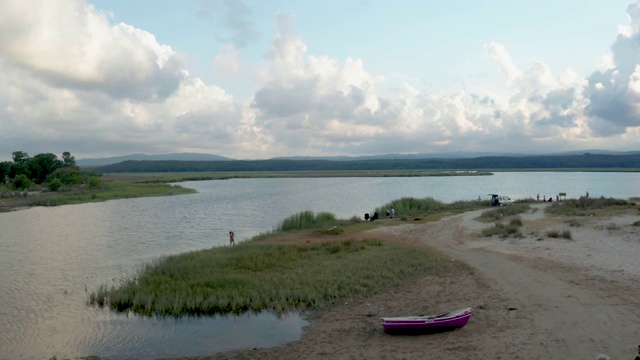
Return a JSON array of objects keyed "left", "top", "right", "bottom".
[
  {"left": 391, "top": 208, "right": 395, "bottom": 218},
  {"left": 556, "top": 194, "right": 559, "bottom": 202},
  {"left": 543, "top": 195, "right": 546, "bottom": 202},
  {"left": 229, "top": 231, "right": 235, "bottom": 246},
  {"left": 586, "top": 190, "right": 589, "bottom": 198},
  {"left": 478, "top": 195, "right": 481, "bottom": 202},
  {"left": 536, "top": 194, "right": 540, "bottom": 201}
]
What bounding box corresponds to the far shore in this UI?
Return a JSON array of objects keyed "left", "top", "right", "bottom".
[{"left": 3, "top": 168, "right": 639, "bottom": 213}]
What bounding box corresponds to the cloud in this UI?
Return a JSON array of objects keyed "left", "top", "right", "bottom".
[
  {"left": 0, "top": 0, "right": 242, "bottom": 158},
  {"left": 1, "top": 1, "right": 639, "bottom": 161},
  {"left": 583, "top": 0, "right": 640, "bottom": 136},
  {"left": 484, "top": 42, "right": 522, "bottom": 85},
  {"left": 212, "top": 44, "right": 241, "bottom": 76},
  {"left": 198, "top": 0, "right": 258, "bottom": 47},
  {"left": 247, "top": 13, "right": 606, "bottom": 157},
  {"left": 0, "top": 0, "right": 185, "bottom": 102}
]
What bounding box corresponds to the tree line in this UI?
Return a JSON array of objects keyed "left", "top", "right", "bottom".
[
  {"left": 0, "top": 151, "right": 99, "bottom": 191},
  {"left": 93, "top": 153, "right": 640, "bottom": 173}
]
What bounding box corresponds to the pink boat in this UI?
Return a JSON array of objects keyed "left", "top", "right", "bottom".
[{"left": 381, "top": 307, "right": 472, "bottom": 334}]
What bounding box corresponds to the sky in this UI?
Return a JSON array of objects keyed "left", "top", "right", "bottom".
[{"left": 1, "top": 0, "right": 640, "bottom": 161}]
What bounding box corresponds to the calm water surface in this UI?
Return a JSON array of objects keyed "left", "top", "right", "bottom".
[{"left": 1, "top": 172, "right": 639, "bottom": 359}]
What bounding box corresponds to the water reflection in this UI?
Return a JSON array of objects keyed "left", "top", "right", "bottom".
[
  {"left": 0, "top": 201, "right": 307, "bottom": 359},
  {"left": 78, "top": 311, "right": 307, "bottom": 359}
]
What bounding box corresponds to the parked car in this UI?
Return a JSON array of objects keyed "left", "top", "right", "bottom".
[
  {"left": 489, "top": 194, "right": 515, "bottom": 206},
  {"left": 498, "top": 195, "right": 514, "bottom": 205}
]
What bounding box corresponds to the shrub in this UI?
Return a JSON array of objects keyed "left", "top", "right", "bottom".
[
  {"left": 482, "top": 221, "right": 523, "bottom": 238},
  {"left": 509, "top": 217, "right": 523, "bottom": 227},
  {"left": 11, "top": 174, "right": 33, "bottom": 190},
  {"left": 478, "top": 204, "right": 530, "bottom": 221},
  {"left": 88, "top": 176, "right": 101, "bottom": 188},
  {"left": 48, "top": 166, "right": 83, "bottom": 185},
  {"left": 547, "top": 230, "right": 572, "bottom": 239},
  {"left": 48, "top": 178, "right": 62, "bottom": 192},
  {"left": 566, "top": 219, "right": 581, "bottom": 227}
]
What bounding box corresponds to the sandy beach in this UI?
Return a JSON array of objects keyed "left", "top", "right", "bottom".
[{"left": 185, "top": 202, "right": 640, "bottom": 360}]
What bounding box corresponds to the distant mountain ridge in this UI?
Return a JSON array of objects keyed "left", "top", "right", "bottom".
[
  {"left": 94, "top": 153, "right": 640, "bottom": 173},
  {"left": 77, "top": 153, "right": 232, "bottom": 166},
  {"left": 78, "top": 150, "right": 640, "bottom": 166},
  {"left": 273, "top": 150, "right": 640, "bottom": 161}
]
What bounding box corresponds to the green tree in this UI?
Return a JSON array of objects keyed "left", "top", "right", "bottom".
[
  {"left": 48, "top": 166, "right": 83, "bottom": 185},
  {"left": 0, "top": 161, "right": 10, "bottom": 184},
  {"left": 12, "top": 151, "right": 29, "bottom": 164},
  {"left": 28, "top": 153, "right": 63, "bottom": 184},
  {"left": 9, "top": 151, "right": 29, "bottom": 178},
  {"left": 62, "top": 151, "right": 76, "bottom": 167}
]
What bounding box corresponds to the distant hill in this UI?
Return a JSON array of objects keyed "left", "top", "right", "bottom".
[
  {"left": 77, "top": 153, "right": 232, "bottom": 166},
  {"left": 272, "top": 152, "right": 531, "bottom": 161},
  {"left": 94, "top": 153, "right": 640, "bottom": 173},
  {"left": 80, "top": 150, "right": 640, "bottom": 167},
  {"left": 270, "top": 150, "right": 640, "bottom": 161}
]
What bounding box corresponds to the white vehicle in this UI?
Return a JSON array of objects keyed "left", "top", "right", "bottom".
[{"left": 498, "top": 195, "right": 514, "bottom": 205}]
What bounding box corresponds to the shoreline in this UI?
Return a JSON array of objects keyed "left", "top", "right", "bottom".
[{"left": 190, "top": 203, "right": 640, "bottom": 360}]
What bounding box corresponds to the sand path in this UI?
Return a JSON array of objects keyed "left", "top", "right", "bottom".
[{"left": 413, "top": 205, "right": 640, "bottom": 358}]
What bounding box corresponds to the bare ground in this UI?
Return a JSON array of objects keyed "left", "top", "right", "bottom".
[{"left": 179, "top": 203, "right": 640, "bottom": 360}]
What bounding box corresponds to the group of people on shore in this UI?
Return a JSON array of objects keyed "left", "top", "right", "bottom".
[
  {"left": 364, "top": 208, "right": 395, "bottom": 221},
  {"left": 536, "top": 194, "right": 558, "bottom": 202},
  {"left": 536, "top": 190, "right": 590, "bottom": 202}
]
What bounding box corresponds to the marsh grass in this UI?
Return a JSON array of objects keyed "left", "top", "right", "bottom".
[
  {"left": 373, "top": 197, "right": 485, "bottom": 221},
  {"left": 1, "top": 180, "right": 194, "bottom": 209},
  {"left": 276, "top": 211, "right": 339, "bottom": 232},
  {"left": 89, "top": 239, "right": 466, "bottom": 316},
  {"left": 481, "top": 217, "right": 524, "bottom": 238},
  {"left": 545, "top": 197, "right": 631, "bottom": 216},
  {"left": 477, "top": 204, "right": 531, "bottom": 222}
]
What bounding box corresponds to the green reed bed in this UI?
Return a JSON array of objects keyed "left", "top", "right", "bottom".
[
  {"left": 276, "top": 211, "right": 340, "bottom": 231},
  {"left": 545, "top": 197, "right": 632, "bottom": 216},
  {"left": 89, "top": 238, "right": 466, "bottom": 317},
  {"left": 1, "top": 180, "right": 194, "bottom": 209},
  {"left": 372, "top": 197, "right": 486, "bottom": 221}
]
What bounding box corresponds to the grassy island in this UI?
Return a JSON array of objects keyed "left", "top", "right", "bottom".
[
  {"left": 0, "top": 178, "right": 195, "bottom": 211},
  {"left": 89, "top": 198, "right": 489, "bottom": 317}
]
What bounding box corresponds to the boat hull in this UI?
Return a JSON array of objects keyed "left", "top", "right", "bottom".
[{"left": 381, "top": 307, "right": 471, "bottom": 334}]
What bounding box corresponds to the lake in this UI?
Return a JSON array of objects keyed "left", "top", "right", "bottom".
[{"left": 1, "top": 172, "right": 639, "bottom": 359}]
